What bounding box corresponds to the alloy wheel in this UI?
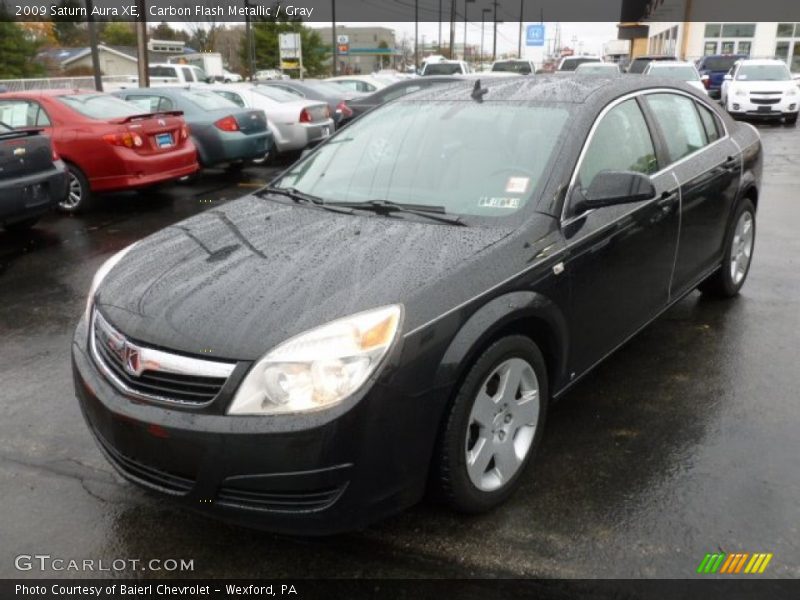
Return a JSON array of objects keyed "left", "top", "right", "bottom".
[
  {"left": 465, "top": 357, "right": 540, "bottom": 492},
  {"left": 61, "top": 172, "right": 83, "bottom": 210},
  {"left": 730, "top": 210, "right": 754, "bottom": 285}
]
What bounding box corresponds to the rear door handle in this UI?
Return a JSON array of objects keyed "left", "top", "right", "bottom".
[{"left": 721, "top": 156, "right": 739, "bottom": 171}]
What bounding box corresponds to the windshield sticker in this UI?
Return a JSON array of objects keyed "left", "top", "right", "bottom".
[
  {"left": 478, "top": 196, "right": 520, "bottom": 209},
  {"left": 505, "top": 176, "right": 530, "bottom": 194}
]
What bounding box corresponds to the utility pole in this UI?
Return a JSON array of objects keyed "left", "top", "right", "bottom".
[
  {"left": 463, "top": 0, "right": 474, "bottom": 61},
  {"left": 449, "top": 0, "right": 456, "bottom": 59},
  {"left": 244, "top": 0, "right": 253, "bottom": 80},
  {"left": 134, "top": 0, "right": 148, "bottom": 87},
  {"left": 492, "top": 0, "right": 499, "bottom": 62},
  {"left": 480, "top": 7, "right": 490, "bottom": 68},
  {"left": 414, "top": 0, "right": 419, "bottom": 71},
  {"left": 85, "top": 0, "right": 103, "bottom": 91},
  {"left": 331, "top": 0, "right": 337, "bottom": 76},
  {"left": 517, "top": 0, "right": 524, "bottom": 58},
  {"left": 438, "top": 0, "right": 442, "bottom": 48}
]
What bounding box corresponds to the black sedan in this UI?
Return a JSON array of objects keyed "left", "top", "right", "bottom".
[
  {"left": 0, "top": 122, "right": 68, "bottom": 231},
  {"left": 338, "top": 76, "right": 465, "bottom": 126},
  {"left": 72, "top": 77, "right": 761, "bottom": 534}
]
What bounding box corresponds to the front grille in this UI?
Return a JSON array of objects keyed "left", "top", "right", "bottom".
[
  {"left": 750, "top": 91, "right": 782, "bottom": 96},
  {"left": 217, "top": 484, "right": 346, "bottom": 513},
  {"left": 91, "top": 310, "right": 236, "bottom": 407},
  {"left": 751, "top": 97, "right": 780, "bottom": 105},
  {"left": 95, "top": 432, "right": 195, "bottom": 495}
]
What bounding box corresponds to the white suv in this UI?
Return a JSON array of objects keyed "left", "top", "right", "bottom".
[{"left": 721, "top": 59, "right": 798, "bottom": 126}]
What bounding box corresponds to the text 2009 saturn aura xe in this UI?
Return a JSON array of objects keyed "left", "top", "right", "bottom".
[{"left": 73, "top": 77, "right": 762, "bottom": 534}]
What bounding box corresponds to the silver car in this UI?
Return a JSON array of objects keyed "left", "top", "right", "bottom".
[{"left": 206, "top": 84, "right": 334, "bottom": 155}]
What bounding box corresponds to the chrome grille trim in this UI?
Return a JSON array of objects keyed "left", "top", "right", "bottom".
[{"left": 90, "top": 308, "right": 236, "bottom": 407}]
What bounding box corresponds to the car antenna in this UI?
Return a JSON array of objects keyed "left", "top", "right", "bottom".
[{"left": 471, "top": 79, "right": 488, "bottom": 102}]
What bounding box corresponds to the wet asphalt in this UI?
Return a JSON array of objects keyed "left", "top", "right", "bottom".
[{"left": 1, "top": 123, "right": 798, "bottom": 580}]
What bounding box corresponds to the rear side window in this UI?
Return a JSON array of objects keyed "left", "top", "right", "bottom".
[
  {"left": 181, "top": 67, "right": 195, "bottom": 82},
  {"left": 0, "top": 100, "right": 50, "bottom": 127},
  {"left": 696, "top": 102, "right": 722, "bottom": 143},
  {"left": 578, "top": 99, "right": 658, "bottom": 188},
  {"left": 645, "top": 93, "right": 708, "bottom": 163}
]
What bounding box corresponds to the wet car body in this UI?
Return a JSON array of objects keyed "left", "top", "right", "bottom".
[
  {"left": 0, "top": 90, "right": 199, "bottom": 210},
  {"left": 113, "top": 88, "right": 272, "bottom": 167},
  {"left": 254, "top": 80, "right": 363, "bottom": 126},
  {"left": 0, "top": 123, "right": 68, "bottom": 229},
  {"left": 73, "top": 77, "right": 762, "bottom": 534}
]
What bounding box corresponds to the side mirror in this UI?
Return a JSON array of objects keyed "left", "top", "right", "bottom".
[
  {"left": 723, "top": 74, "right": 732, "bottom": 81},
  {"left": 573, "top": 170, "right": 656, "bottom": 214}
]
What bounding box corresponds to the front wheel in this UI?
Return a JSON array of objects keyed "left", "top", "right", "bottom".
[
  {"left": 432, "top": 335, "right": 548, "bottom": 513},
  {"left": 785, "top": 114, "right": 798, "bottom": 126},
  {"left": 699, "top": 199, "right": 756, "bottom": 298}
]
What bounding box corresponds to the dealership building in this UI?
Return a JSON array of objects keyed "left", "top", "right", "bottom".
[{"left": 645, "top": 21, "right": 800, "bottom": 70}]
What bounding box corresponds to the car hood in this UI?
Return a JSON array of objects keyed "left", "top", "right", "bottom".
[
  {"left": 735, "top": 80, "right": 796, "bottom": 92},
  {"left": 95, "top": 196, "right": 525, "bottom": 361}
]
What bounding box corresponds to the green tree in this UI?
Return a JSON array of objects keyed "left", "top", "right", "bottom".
[
  {"left": 0, "top": 20, "right": 45, "bottom": 78},
  {"left": 101, "top": 22, "right": 136, "bottom": 46},
  {"left": 52, "top": 0, "right": 88, "bottom": 46},
  {"left": 242, "top": 15, "right": 329, "bottom": 78},
  {"left": 150, "top": 22, "right": 187, "bottom": 42}
]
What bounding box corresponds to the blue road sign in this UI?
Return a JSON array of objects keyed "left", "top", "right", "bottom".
[{"left": 526, "top": 24, "right": 545, "bottom": 47}]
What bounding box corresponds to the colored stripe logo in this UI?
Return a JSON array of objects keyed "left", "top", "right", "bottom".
[{"left": 697, "top": 552, "right": 773, "bottom": 574}]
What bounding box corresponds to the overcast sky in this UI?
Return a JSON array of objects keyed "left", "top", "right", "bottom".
[{"left": 307, "top": 22, "right": 620, "bottom": 58}]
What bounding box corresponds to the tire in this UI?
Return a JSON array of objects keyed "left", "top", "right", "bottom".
[
  {"left": 60, "top": 163, "right": 93, "bottom": 213},
  {"left": 226, "top": 161, "right": 246, "bottom": 172},
  {"left": 4, "top": 217, "right": 39, "bottom": 231},
  {"left": 699, "top": 198, "right": 756, "bottom": 298},
  {"left": 785, "top": 114, "right": 798, "bottom": 126},
  {"left": 432, "top": 335, "right": 548, "bottom": 513}
]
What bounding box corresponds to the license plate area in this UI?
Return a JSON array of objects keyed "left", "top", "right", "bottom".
[
  {"left": 757, "top": 105, "right": 773, "bottom": 113},
  {"left": 155, "top": 133, "right": 174, "bottom": 148},
  {"left": 321, "top": 126, "right": 331, "bottom": 137}
]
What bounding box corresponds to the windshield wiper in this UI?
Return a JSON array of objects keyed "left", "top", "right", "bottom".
[
  {"left": 259, "top": 186, "right": 355, "bottom": 215},
  {"left": 326, "top": 199, "right": 466, "bottom": 226}
]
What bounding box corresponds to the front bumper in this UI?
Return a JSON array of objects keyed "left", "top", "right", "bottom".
[
  {"left": 728, "top": 95, "right": 799, "bottom": 118},
  {"left": 71, "top": 315, "right": 440, "bottom": 535},
  {"left": 0, "top": 162, "right": 68, "bottom": 224}
]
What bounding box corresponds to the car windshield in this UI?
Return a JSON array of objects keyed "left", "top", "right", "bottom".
[
  {"left": 58, "top": 94, "right": 142, "bottom": 119},
  {"left": 253, "top": 86, "right": 300, "bottom": 103},
  {"left": 702, "top": 56, "right": 740, "bottom": 71},
  {"left": 424, "top": 63, "right": 463, "bottom": 75},
  {"left": 560, "top": 58, "right": 600, "bottom": 71},
  {"left": 650, "top": 66, "right": 699, "bottom": 80},
  {"left": 273, "top": 100, "right": 570, "bottom": 221},
  {"left": 736, "top": 65, "right": 791, "bottom": 81},
  {"left": 181, "top": 90, "right": 239, "bottom": 110},
  {"left": 492, "top": 61, "right": 531, "bottom": 74}
]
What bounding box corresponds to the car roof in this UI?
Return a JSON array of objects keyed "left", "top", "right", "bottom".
[
  {"left": 647, "top": 61, "right": 696, "bottom": 67},
  {"left": 0, "top": 88, "right": 96, "bottom": 98},
  {"left": 395, "top": 75, "right": 706, "bottom": 106},
  {"left": 633, "top": 55, "right": 677, "bottom": 60},
  {"left": 736, "top": 58, "right": 787, "bottom": 66}
]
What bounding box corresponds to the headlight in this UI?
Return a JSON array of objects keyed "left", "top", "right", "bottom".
[
  {"left": 228, "top": 305, "right": 403, "bottom": 415},
  {"left": 84, "top": 243, "right": 137, "bottom": 320},
  {"left": 734, "top": 87, "right": 747, "bottom": 97},
  {"left": 786, "top": 87, "right": 798, "bottom": 96}
]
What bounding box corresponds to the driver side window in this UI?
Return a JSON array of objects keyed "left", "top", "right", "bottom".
[{"left": 578, "top": 99, "right": 658, "bottom": 191}]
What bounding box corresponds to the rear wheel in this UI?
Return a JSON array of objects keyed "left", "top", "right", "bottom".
[
  {"left": 699, "top": 199, "right": 756, "bottom": 298},
  {"left": 432, "top": 335, "right": 548, "bottom": 513},
  {"left": 60, "top": 164, "right": 93, "bottom": 213}
]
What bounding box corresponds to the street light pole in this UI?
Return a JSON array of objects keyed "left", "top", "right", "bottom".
[
  {"left": 331, "top": 0, "right": 337, "bottom": 76},
  {"left": 414, "top": 0, "right": 419, "bottom": 71},
  {"left": 492, "top": 0, "right": 498, "bottom": 62},
  {"left": 517, "top": 0, "right": 524, "bottom": 58},
  {"left": 438, "top": 0, "right": 442, "bottom": 49},
  {"left": 463, "top": 0, "right": 474, "bottom": 61},
  {"left": 134, "top": 0, "right": 148, "bottom": 88},
  {"left": 480, "top": 8, "right": 490, "bottom": 68},
  {"left": 449, "top": 0, "right": 456, "bottom": 59}
]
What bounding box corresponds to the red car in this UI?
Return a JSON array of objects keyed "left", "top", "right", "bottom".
[{"left": 0, "top": 90, "right": 199, "bottom": 212}]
